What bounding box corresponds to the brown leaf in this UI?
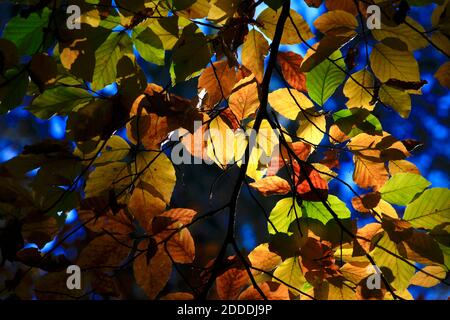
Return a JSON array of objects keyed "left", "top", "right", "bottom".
[
  {"left": 305, "top": 0, "right": 323, "bottom": 8},
  {"left": 239, "top": 281, "right": 290, "bottom": 300},
  {"left": 229, "top": 75, "right": 260, "bottom": 121},
  {"left": 320, "top": 150, "right": 340, "bottom": 169},
  {"left": 293, "top": 163, "right": 329, "bottom": 201},
  {"left": 29, "top": 53, "right": 57, "bottom": 91},
  {"left": 277, "top": 51, "right": 307, "bottom": 92},
  {"left": 300, "top": 238, "right": 340, "bottom": 283},
  {"left": 78, "top": 209, "right": 133, "bottom": 235},
  {"left": 21, "top": 215, "right": 60, "bottom": 248},
  {"left": 134, "top": 240, "right": 172, "bottom": 299},
  {"left": 351, "top": 192, "right": 381, "bottom": 213},
  {"left": 401, "top": 232, "right": 444, "bottom": 265},
  {"left": 325, "top": 0, "right": 360, "bottom": 15},
  {"left": 127, "top": 84, "right": 204, "bottom": 150},
  {"left": 198, "top": 60, "right": 237, "bottom": 111},
  {"left": 77, "top": 234, "right": 131, "bottom": 269},
  {"left": 385, "top": 79, "right": 428, "bottom": 91},
  {"left": 35, "top": 271, "right": 86, "bottom": 300},
  {"left": 355, "top": 223, "right": 382, "bottom": 253},
  {"left": 161, "top": 292, "right": 194, "bottom": 300}
]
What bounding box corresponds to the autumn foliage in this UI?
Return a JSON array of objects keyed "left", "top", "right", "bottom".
[{"left": 0, "top": 0, "right": 449, "bottom": 300}]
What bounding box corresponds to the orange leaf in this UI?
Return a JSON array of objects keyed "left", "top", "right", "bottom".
[
  {"left": 166, "top": 228, "right": 196, "bottom": 264},
  {"left": 249, "top": 176, "right": 291, "bottom": 196},
  {"left": 238, "top": 281, "right": 290, "bottom": 300},
  {"left": 216, "top": 266, "right": 249, "bottom": 300},
  {"left": 161, "top": 208, "right": 197, "bottom": 226}
]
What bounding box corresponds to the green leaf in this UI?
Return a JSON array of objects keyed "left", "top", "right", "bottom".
[
  {"left": 149, "top": 16, "right": 181, "bottom": 50},
  {"left": 264, "top": 0, "right": 284, "bottom": 10},
  {"left": 0, "top": 68, "right": 29, "bottom": 113},
  {"left": 92, "top": 31, "right": 130, "bottom": 91},
  {"left": 170, "top": 23, "right": 211, "bottom": 84},
  {"left": 306, "top": 50, "right": 346, "bottom": 106},
  {"left": 380, "top": 173, "right": 431, "bottom": 206},
  {"left": 3, "top": 8, "right": 50, "bottom": 55},
  {"left": 269, "top": 198, "right": 302, "bottom": 235},
  {"left": 132, "top": 27, "right": 165, "bottom": 65},
  {"left": 439, "top": 244, "right": 450, "bottom": 270},
  {"left": 333, "top": 108, "right": 383, "bottom": 138},
  {"left": 273, "top": 256, "right": 306, "bottom": 294},
  {"left": 403, "top": 188, "right": 450, "bottom": 229},
  {"left": 28, "top": 86, "right": 92, "bottom": 119},
  {"left": 302, "top": 195, "right": 351, "bottom": 225},
  {"left": 85, "top": 161, "right": 131, "bottom": 198}
]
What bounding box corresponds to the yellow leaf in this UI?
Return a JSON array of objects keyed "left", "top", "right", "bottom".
[
  {"left": 372, "top": 233, "right": 415, "bottom": 291},
  {"left": 273, "top": 257, "right": 306, "bottom": 295},
  {"left": 128, "top": 188, "right": 166, "bottom": 232},
  {"left": 134, "top": 151, "right": 176, "bottom": 204},
  {"left": 242, "top": 29, "right": 268, "bottom": 83},
  {"left": 343, "top": 69, "right": 375, "bottom": 110},
  {"left": 371, "top": 17, "right": 429, "bottom": 51},
  {"left": 207, "top": 116, "right": 246, "bottom": 168},
  {"left": 268, "top": 88, "right": 313, "bottom": 120},
  {"left": 379, "top": 84, "right": 411, "bottom": 118},
  {"left": 207, "top": 0, "right": 240, "bottom": 23},
  {"left": 370, "top": 43, "right": 420, "bottom": 83},
  {"left": 297, "top": 108, "right": 326, "bottom": 146},
  {"left": 257, "top": 8, "right": 313, "bottom": 45},
  {"left": 248, "top": 243, "right": 282, "bottom": 274}
]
